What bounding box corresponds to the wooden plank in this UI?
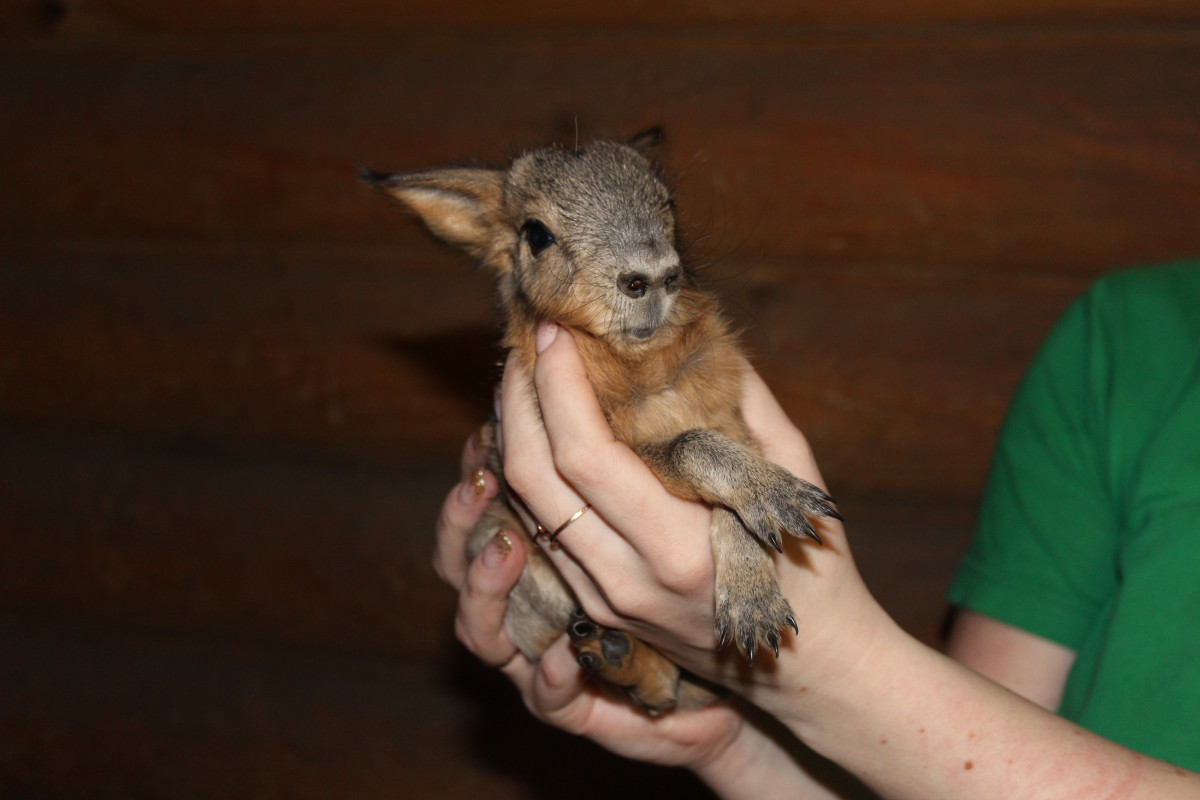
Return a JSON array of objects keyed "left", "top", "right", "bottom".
[
  {"left": 0, "top": 435, "right": 463, "bottom": 659},
  {"left": 0, "top": 616, "right": 716, "bottom": 799},
  {"left": 5, "top": 0, "right": 1200, "bottom": 40},
  {"left": 0, "top": 250, "right": 1083, "bottom": 495},
  {"left": 1, "top": 32, "right": 1197, "bottom": 275},
  {"left": 746, "top": 266, "right": 1083, "bottom": 495},
  {"left": 0, "top": 248, "right": 499, "bottom": 461},
  {"left": 839, "top": 492, "right": 978, "bottom": 645}
]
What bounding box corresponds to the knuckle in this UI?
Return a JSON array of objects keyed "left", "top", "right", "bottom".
[
  {"left": 603, "top": 585, "right": 649, "bottom": 622},
  {"left": 431, "top": 550, "right": 450, "bottom": 584},
  {"left": 459, "top": 574, "right": 494, "bottom": 607},
  {"left": 587, "top": 607, "right": 621, "bottom": 630},
  {"left": 657, "top": 555, "right": 711, "bottom": 595},
  {"left": 453, "top": 615, "right": 478, "bottom": 652},
  {"left": 554, "top": 441, "right": 603, "bottom": 486},
  {"left": 501, "top": 453, "right": 538, "bottom": 497},
  {"left": 576, "top": 599, "right": 620, "bottom": 630}
]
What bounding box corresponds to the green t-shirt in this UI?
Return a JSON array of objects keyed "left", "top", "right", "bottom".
[{"left": 948, "top": 261, "right": 1200, "bottom": 771}]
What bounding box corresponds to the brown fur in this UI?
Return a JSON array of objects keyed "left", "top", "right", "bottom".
[{"left": 364, "top": 133, "right": 838, "bottom": 713}]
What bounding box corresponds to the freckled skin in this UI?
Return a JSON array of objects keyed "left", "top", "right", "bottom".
[{"left": 365, "top": 135, "right": 839, "bottom": 712}]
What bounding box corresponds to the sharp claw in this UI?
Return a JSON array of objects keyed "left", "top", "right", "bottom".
[
  {"left": 768, "top": 632, "right": 780, "bottom": 659},
  {"left": 785, "top": 613, "right": 799, "bottom": 635},
  {"left": 826, "top": 507, "right": 844, "bottom": 522},
  {"left": 744, "top": 635, "right": 756, "bottom": 663},
  {"left": 768, "top": 531, "right": 783, "bottom": 553},
  {"left": 569, "top": 619, "right": 596, "bottom": 641},
  {"left": 717, "top": 625, "right": 730, "bottom": 649},
  {"left": 795, "top": 517, "right": 823, "bottom": 546}
]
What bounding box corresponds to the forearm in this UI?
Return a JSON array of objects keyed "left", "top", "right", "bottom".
[{"left": 766, "top": 612, "right": 1200, "bottom": 800}]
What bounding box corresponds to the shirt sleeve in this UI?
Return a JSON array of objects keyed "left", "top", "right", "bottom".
[{"left": 947, "top": 283, "right": 1122, "bottom": 650}]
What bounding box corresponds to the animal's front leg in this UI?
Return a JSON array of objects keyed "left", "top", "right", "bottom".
[{"left": 638, "top": 429, "right": 840, "bottom": 552}]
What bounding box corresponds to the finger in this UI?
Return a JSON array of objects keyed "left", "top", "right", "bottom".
[
  {"left": 460, "top": 422, "right": 494, "bottom": 482},
  {"left": 455, "top": 529, "right": 526, "bottom": 667},
  {"left": 531, "top": 325, "right": 709, "bottom": 554},
  {"left": 497, "top": 635, "right": 597, "bottom": 736},
  {"left": 432, "top": 467, "right": 500, "bottom": 588},
  {"left": 525, "top": 634, "right": 590, "bottom": 718},
  {"left": 518, "top": 635, "right": 650, "bottom": 742},
  {"left": 498, "top": 350, "right": 559, "bottom": 497},
  {"left": 499, "top": 350, "right": 637, "bottom": 577}
]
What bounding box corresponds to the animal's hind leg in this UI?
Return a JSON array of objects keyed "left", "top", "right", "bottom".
[{"left": 567, "top": 610, "right": 692, "bottom": 716}]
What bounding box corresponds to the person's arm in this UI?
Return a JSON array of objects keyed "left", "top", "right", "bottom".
[
  {"left": 766, "top": 606, "right": 1198, "bottom": 800},
  {"left": 944, "top": 610, "right": 1075, "bottom": 712},
  {"left": 510, "top": 323, "right": 1200, "bottom": 800}
]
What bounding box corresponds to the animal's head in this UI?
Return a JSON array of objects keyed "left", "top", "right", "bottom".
[{"left": 364, "top": 131, "right": 697, "bottom": 352}]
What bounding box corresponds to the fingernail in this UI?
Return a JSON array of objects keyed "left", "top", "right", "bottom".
[
  {"left": 535, "top": 322, "right": 559, "bottom": 355},
  {"left": 470, "top": 466, "right": 487, "bottom": 496},
  {"left": 481, "top": 530, "right": 513, "bottom": 569},
  {"left": 474, "top": 422, "right": 493, "bottom": 451},
  {"left": 458, "top": 467, "right": 487, "bottom": 504}
]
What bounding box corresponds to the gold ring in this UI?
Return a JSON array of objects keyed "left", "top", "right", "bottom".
[{"left": 535, "top": 503, "right": 591, "bottom": 550}]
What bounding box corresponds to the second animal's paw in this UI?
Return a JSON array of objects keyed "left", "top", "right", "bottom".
[
  {"left": 568, "top": 609, "right": 683, "bottom": 715},
  {"left": 735, "top": 463, "right": 841, "bottom": 552},
  {"left": 715, "top": 580, "right": 797, "bottom": 662}
]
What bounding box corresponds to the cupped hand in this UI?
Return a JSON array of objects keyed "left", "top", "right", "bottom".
[
  {"left": 431, "top": 423, "right": 749, "bottom": 771},
  {"left": 498, "top": 323, "right": 884, "bottom": 704}
]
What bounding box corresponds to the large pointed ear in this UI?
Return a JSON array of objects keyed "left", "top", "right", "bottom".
[
  {"left": 627, "top": 126, "right": 666, "bottom": 156},
  {"left": 361, "top": 166, "right": 505, "bottom": 260}
]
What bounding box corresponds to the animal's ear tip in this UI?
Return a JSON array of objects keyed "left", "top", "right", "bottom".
[
  {"left": 359, "top": 166, "right": 394, "bottom": 187},
  {"left": 629, "top": 126, "right": 666, "bottom": 150}
]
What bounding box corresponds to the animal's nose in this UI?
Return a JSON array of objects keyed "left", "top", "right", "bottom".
[{"left": 618, "top": 267, "right": 681, "bottom": 299}]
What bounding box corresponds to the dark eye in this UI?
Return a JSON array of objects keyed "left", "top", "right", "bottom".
[
  {"left": 618, "top": 274, "right": 648, "bottom": 298},
  {"left": 520, "top": 219, "right": 556, "bottom": 257}
]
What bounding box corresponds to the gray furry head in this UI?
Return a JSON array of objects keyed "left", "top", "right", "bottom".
[{"left": 364, "top": 132, "right": 700, "bottom": 352}]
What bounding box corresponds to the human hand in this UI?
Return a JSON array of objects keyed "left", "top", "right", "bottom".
[
  {"left": 498, "top": 323, "right": 887, "bottom": 708},
  {"left": 432, "top": 347, "right": 880, "bottom": 799},
  {"left": 431, "top": 423, "right": 750, "bottom": 771}
]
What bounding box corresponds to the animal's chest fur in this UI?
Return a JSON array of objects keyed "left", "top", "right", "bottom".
[
  {"left": 507, "top": 296, "right": 751, "bottom": 451},
  {"left": 587, "top": 331, "right": 749, "bottom": 451}
]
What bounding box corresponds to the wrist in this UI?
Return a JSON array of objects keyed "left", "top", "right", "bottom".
[
  {"left": 690, "top": 705, "right": 796, "bottom": 799},
  {"left": 693, "top": 700, "right": 867, "bottom": 800},
  {"left": 744, "top": 556, "right": 903, "bottom": 737},
  {"left": 780, "top": 607, "right": 915, "bottom": 750}
]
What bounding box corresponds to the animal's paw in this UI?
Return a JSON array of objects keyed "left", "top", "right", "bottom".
[
  {"left": 567, "top": 609, "right": 682, "bottom": 715},
  {"left": 735, "top": 463, "right": 841, "bottom": 552},
  {"left": 715, "top": 581, "right": 798, "bottom": 662},
  {"left": 569, "top": 611, "right": 635, "bottom": 674}
]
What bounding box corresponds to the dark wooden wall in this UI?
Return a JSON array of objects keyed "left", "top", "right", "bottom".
[{"left": 2, "top": 2, "right": 1198, "bottom": 797}]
